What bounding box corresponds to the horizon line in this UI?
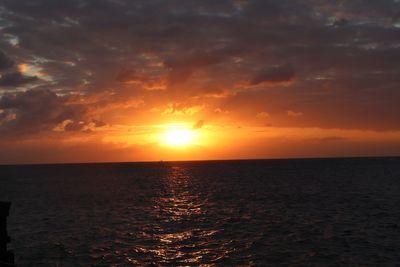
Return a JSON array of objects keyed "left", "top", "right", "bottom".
[{"left": 1, "top": 154, "right": 399, "bottom": 167}]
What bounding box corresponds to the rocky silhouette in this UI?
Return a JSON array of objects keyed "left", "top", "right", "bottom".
[{"left": 0, "top": 201, "right": 14, "bottom": 266}]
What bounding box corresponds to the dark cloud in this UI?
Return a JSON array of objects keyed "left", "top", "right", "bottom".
[
  {"left": 0, "top": 71, "right": 38, "bottom": 87},
  {"left": 0, "top": 0, "right": 399, "bottom": 137},
  {"left": 115, "top": 69, "right": 139, "bottom": 83},
  {"left": 0, "top": 50, "right": 14, "bottom": 71},
  {"left": 164, "top": 47, "right": 244, "bottom": 85},
  {"left": 64, "top": 121, "right": 85, "bottom": 132},
  {"left": 0, "top": 89, "right": 100, "bottom": 136},
  {"left": 250, "top": 64, "right": 295, "bottom": 85}
]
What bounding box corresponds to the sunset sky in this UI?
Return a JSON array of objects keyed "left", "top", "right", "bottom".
[{"left": 0, "top": 0, "right": 399, "bottom": 164}]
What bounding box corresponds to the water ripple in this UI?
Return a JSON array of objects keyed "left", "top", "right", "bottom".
[{"left": 1, "top": 158, "right": 400, "bottom": 265}]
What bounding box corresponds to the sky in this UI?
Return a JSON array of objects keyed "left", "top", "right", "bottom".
[{"left": 0, "top": 0, "right": 400, "bottom": 164}]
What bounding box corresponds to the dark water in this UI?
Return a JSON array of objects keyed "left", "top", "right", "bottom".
[{"left": 1, "top": 157, "right": 400, "bottom": 266}]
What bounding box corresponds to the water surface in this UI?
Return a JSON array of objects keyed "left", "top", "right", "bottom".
[{"left": 1, "top": 157, "right": 400, "bottom": 266}]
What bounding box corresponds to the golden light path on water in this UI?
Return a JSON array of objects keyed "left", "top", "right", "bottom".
[{"left": 128, "top": 165, "right": 231, "bottom": 265}]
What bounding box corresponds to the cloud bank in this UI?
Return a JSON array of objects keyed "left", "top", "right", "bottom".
[{"left": 0, "top": 0, "right": 399, "bottom": 162}]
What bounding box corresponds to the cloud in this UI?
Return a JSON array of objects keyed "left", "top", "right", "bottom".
[
  {"left": 287, "top": 110, "right": 304, "bottom": 117},
  {"left": 0, "top": 89, "right": 107, "bottom": 137},
  {"left": 115, "top": 68, "right": 167, "bottom": 90},
  {"left": 0, "top": 71, "right": 38, "bottom": 87},
  {"left": 115, "top": 69, "right": 141, "bottom": 83},
  {"left": 310, "top": 136, "right": 347, "bottom": 142},
  {"left": 164, "top": 47, "right": 243, "bottom": 85},
  {"left": 0, "top": 0, "right": 399, "bottom": 163},
  {"left": 161, "top": 103, "right": 203, "bottom": 116},
  {"left": 0, "top": 0, "right": 398, "bottom": 141},
  {"left": 193, "top": 120, "right": 205, "bottom": 129},
  {"left": 256, "top": 112, "right": 270, "bottom": 119},
  {"left": 0, "top": 50, "right": 14, "bottom": 71},
  {"left": 250, "top": 64, "right": 296, "bottom": 86}
]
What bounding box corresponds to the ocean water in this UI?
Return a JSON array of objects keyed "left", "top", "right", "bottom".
[{"left": 1, "top": 157, "right": 400, "bottom": 266}]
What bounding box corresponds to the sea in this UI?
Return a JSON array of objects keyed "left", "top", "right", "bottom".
[{"left": 1, "top": 157, "right": 400, "bottom": 266}]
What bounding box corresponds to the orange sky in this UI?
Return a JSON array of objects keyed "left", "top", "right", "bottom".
[{"left": 0, "top": 0, "right": 399, "bottom": 164}]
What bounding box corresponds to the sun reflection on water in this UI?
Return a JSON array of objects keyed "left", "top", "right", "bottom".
[{"left": 134, "top": 165, "right": 223, "bottom": 265}]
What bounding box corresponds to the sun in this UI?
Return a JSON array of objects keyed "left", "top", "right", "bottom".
[{"left": 162, "top": 128, "right": 196, "bottom": 147}]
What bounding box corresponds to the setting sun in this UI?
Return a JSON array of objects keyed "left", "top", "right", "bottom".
[{"left": 162, "top": 128, "right": 196, "bottom": 147}]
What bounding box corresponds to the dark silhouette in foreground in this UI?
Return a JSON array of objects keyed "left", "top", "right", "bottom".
[{"left": 0, "top": 201, "right": 14, "bottom": 266}]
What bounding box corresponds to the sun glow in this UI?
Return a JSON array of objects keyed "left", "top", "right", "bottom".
[{"left": 162, "top": 128, "right": 196, "bottom": 147}]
